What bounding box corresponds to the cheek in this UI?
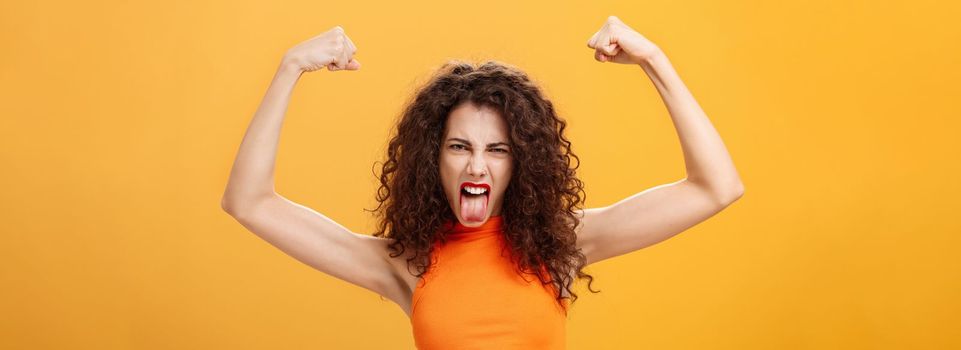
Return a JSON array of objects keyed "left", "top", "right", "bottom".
[
  {"left": 438, "top": 158, "right": 458, "bottom": 192},
  {"left": 495, "top": 164, "right": 512, "bottom": 195},
  {"left": 497, "top": 161, "right": 513, "bottom": 181},
  {"left": 438, "top": 157, "right": 454, "bottom": 182}
]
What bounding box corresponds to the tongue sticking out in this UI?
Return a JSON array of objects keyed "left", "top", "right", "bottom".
[{"left": 459, "top": 191, "right": 489, "bottom": 223}]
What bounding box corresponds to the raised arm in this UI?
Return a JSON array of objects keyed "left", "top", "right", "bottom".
[
  {"left": 220, "top": 28, "right": 412, "bottom": 313},
  {"left": 576, "top": 16, "right": 745, "bottom": 266},
  {"left": 221, "top": 26, "right": 360, "bottom": 210}
]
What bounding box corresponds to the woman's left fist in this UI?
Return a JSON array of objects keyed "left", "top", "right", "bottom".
[{"left": 586, "top": 16, "right": 662, "bottom": 65}]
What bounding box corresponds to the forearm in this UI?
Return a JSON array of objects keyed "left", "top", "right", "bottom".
[
  {"left": 222, "top": 58, "right": 303, "bottom": 213},
  {"left": 639, "top": 51, "right": 743, "bottom": 200}
]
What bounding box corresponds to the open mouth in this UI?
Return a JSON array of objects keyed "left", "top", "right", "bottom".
[
  {"left": 459, "top": 181, "right": 490, "bottom": 222},
  {"left": 460, "top": 182, "right": 490, "bottom": 197}
]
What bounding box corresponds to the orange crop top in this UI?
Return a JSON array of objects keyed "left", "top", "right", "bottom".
[{"left": 410, "top": 215, "right": 568, "bottom": 349}]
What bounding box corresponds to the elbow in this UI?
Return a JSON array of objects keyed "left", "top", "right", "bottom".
[
  {"left": 221, "top": 196, "right": 234, "bottom": 214},
  {"left": 220, "top": 192, "right": 250, "bottom": 217},
  {"left": 221, "top": 196, "right": 240, "bottom": 216},
  {"left": 689, "top": 177, "right": 744, "bottom": 206},
  {"left": 719, "top": 181, "right": 745, "bottom": 205},
  {"left": 221, "top": 198, "right": 254, "bottom": 222},
  {"left": 221, "top": 192, "right": 273, "bottom": 219}
]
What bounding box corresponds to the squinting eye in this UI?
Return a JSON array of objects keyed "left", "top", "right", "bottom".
[
  {"left": 450, "top": 144, "right": 466, "bottom": 150},
  {"left": 490, "top": 148, "right": 508, "bottom": 153}
]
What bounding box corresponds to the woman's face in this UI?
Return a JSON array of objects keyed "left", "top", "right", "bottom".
[{"left": 439, "top": 102, "right": 513, "bottom": 226}]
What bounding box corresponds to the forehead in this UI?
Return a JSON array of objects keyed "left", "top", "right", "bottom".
[{"left": 444, "top": 102, "right": 509, "bottom": 142}]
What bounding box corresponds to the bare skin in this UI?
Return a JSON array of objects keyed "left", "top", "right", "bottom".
[
  {"left": 439, "top": 102, "right": 513, "bottom": 227},
  {"left": 220, "top": 26, "right": 421, "bottom": 317},
  {"left": 222, "top": 16, "right": 744, "bottom": 320},
  {"left": 574, "top": 16, "right": 744, "bottom": 266}
]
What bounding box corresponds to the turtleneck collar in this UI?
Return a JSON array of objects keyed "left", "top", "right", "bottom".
[{"left": 440, "top": 215, "right": 504, "bottom": 238}]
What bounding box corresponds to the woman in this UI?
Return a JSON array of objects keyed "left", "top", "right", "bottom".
[{"left": 221, "top": 16, "right": 743, "bottom": 349}]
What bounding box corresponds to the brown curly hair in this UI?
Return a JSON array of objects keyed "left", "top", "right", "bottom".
[{"left": 365, "top": 59, "right": 600, "bottom": 312}]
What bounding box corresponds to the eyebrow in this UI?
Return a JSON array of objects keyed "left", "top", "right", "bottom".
[{"left": 447, "top": 137, "right": 511, "bottom": 148}]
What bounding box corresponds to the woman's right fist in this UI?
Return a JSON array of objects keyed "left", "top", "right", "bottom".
[{"left": 284, "top": 26, "right": 360, "bottom": 73}]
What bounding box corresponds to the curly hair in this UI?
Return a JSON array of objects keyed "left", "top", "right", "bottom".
[{"left": 365, "top": 59, "right": 600, "bottom": 312}]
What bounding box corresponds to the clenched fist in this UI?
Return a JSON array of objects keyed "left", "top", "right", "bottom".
[
  {"left": 284, "top": 26, "right": 361, "bottom": 73},
  {"left": 586, "top": 16, "right": 662, "bottom": 65}
]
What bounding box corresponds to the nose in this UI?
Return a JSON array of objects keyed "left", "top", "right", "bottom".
[{"left": 466, "top": 152, "right": 487, "bottom": 177}]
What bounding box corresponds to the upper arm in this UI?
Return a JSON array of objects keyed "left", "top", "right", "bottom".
[
  {"left": 575, "top": 179, "right": 743, "bottom": 267},
  {"left": 224, "top": 194, "right": 408, "bottom": 303}
]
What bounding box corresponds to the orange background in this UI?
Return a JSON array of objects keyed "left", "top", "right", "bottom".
[{"left": 2, "top": 0, "right": 959, "bottom": 348}]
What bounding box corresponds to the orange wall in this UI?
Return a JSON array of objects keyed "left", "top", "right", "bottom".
[{"left": 1, "top": 0, "right": 959, "bottom": 348}]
